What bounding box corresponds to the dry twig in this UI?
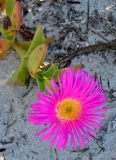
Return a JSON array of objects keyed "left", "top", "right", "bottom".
[{"left": 54, "top": 41, "right": 116, "bottom": 64}]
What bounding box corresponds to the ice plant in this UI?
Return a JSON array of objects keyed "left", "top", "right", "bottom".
[
  {"left": 0, "top": 0, "right": 54, "bottom": 86},
  {"left": 28, "top": 68, "right": 107, "bottom": 150}
]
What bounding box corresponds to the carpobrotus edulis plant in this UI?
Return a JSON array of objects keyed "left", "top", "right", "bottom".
[{"left": 28, "top": 68, "right": 107, "bottom": 150}]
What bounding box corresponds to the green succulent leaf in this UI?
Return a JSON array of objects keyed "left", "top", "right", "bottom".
[
  {"left": 53, "top": 65, "right": 60, "bottom": 81},
  {"left": 36, "top": 78, "right": 45, "bottom": 92},
  {"left": 15, "top": 41, "right": 31, "bottom": 50},
  {"left": 13, "top": 41, "right": 31, "bottom": 58},
  {"left": 28, "top": 44, "right": 48, "bottom": 78},
  {"left": 39, "top": 63, "right": 55, "bottom": 78},
  {"left": 36, "top": 76, "right": 53, "bottom": 92},
  {"left": 7, "top": 59, "right": 29, "bottom": 86},
  {"left": 5, "top": 0, "right": 16, "bottom": 17},
  {"left": 44, "top": 78, "right": 54, "bottom": 91},
  {"left": 1, "top": 27, "right": 16, "bottom": 40},
  {"left": 25, "top": 23, "right": 45, "bottom": 58},
  {"left": 35, "top": 63, "right": 59, "bottom": 92}
]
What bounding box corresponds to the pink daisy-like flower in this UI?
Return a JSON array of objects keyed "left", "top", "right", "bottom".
[{"left": 28, "top": 68, "right": 107, "bottom": 150}]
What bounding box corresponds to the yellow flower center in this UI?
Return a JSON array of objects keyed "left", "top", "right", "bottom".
[{"left": 57, "top": 98, "right": 81, "bottom": 121}]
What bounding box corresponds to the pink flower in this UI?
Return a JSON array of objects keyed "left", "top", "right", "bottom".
[{"left": 28, "top": 68, "right": 107, "bottom": 150}]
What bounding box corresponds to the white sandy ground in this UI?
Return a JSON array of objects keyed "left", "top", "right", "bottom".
[{"left": 0, "top": 0, "right": 116, "bottom": 160}]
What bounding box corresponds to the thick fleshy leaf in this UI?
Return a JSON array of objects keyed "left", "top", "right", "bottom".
[
  {"left": 7, "top": 41, "right": 31, "bottom": 86},
  {"left": 1, "top": 26, "right": 16, "bottom": 40},
  {"left": 36, "top": 76, "right": 53, "bottom": 92},
  {"left": 25, "top": 24, "right": 45, "bottom": 58},
  {"left": 10, "top": 0, "right": 23, "bottom": 30},
  {"left": 28, "top": 44, "right": 48, "bottom": 78},
  {"left": 0, "top": 0, "right": 5, "bottom": 12},
  {"left": 0, "top": 39, "right": 12, "bottom": 59},
  {"left": 5, "top": 0, "right": 16, "bottom": 17},
  {"left": 35, "top": 63, "right": 60, "bottom": 92},
  {"left": 13, "top": 41, "right": 31, "bottom": 58},
  {"left": 37, "top": 63, "right": 60, "bottom": 81},
  {"left": 7, "top": 59, "right": 29, "bottom": 86},
  {"left": 53, "top": 64, "right": 60, "bottom": 81},
  {"left": 39, "top": 63, "right": 55, "bottom": 78},
  {"left": 15, "top": 41, "right": 31, "bottom": 50},
  {"left": 36, "top": 78, "right": 45, "bottom": 92}
]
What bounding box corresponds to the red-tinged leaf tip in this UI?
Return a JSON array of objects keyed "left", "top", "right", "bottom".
[
  {"left": 11, "top": 0, "right": 23, "bottom": 30},
  {"left": 0, "top": 0, "right": 5, "bottom": 12},
  {"left": 0, "top": 40, "right": 12, "bottom": 59}
]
